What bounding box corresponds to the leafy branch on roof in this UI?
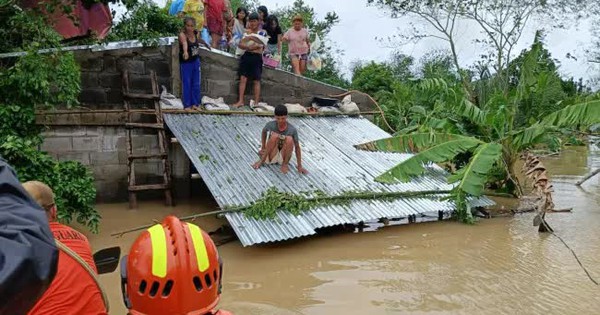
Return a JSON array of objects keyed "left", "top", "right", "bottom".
[{"left": 236, "top": 187, "right": 452, "bottom": 220}]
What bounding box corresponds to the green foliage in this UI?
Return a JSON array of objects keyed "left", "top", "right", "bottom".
[
  {"left": 0, "top": 105, "right": 40, "bottom": 139},
  {"left": 508, "top": 34, "right": 569, "bottom": 126},
  {"left": 304, "top": 53, "right": 350, "bottom": 88},
  {"left": 540, "top": 100, "right": 600, "bottom": 129},
  {"left": 107, "top": 1, "right": 182, "bottom": 46},
  {"left": 374, "top": 82, "right": 415, "bottom": 132},
  {"left": 198, "top": 154, "right": 211, "bottom": 162},
  {"left": 388, "top": 52, "right": 415, "bottom": 80},
  {"left": 244, "top": 187, "right": 329, "bottom": 219},
  {"left": 375, "top": 135, "right": 483, "bottom": 183},
  {"left": 0, "top": 4, "right": 99, "bottom": 232},
  {"left": 418, "top": 51, "right": 458, "bottom": 81},
  {"left": 0, "top": 136, "right": 100, "bottom": 231},
  {"left": 355, "top": 34, "right": 600, "bottom": 223},
  {"left": 0, "top": 0, "right": 66, "bottom": 52},
  {"left": 351, "top": 62, "right": 396, "bottom": 96},
  {"left": 241, "top": 187, "right": 450, "bottom": 220},
  {"left": 356, "top": 132, "right": 474, "bottom": 153},
  {"left": 452, "top": 190, "right": 474, "bottom": 224},
  {"left": 2, "top": 49, "right": 80, "bottom": 107},
  {"left": 52, "top": 161, "right": 98, "bottom": 229},
  {"left": 510, "top": 124, "right": 551, "bottom": 152},
  {"left": 451, "top": 143, "right": 502, "bottom": 196},
  {"left": 230, "top": 0, "right": 258, "bottom": 11}
]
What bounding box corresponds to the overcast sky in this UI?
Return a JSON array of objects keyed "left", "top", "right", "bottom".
[{"left": 145, "top": 0, "right": 597, "bottom": 82}]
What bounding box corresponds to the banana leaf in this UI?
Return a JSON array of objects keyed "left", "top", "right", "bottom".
[{"left": 374, "top": 136, "right": 483, "bottom": 183}]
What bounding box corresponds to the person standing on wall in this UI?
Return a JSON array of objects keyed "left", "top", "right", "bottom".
[
  {"left": 205, "top": 0, "right": 227, "bottom": 49},
  {"left": 22, "top": 181, "right": 108, "bottom": 315},
  {"left": 282, "top": 15, "right": 310, "bottom": 76},
  {"left": 257, "top": 5, "right": 268, "bottom": 30},
  {"left": 231, "top": 13, "right": 267, "bottom": 108},
  {"left": 179, "top": 17, "right": 211, "bottom": 110},
  {"left": 231, "top": 7, "right": 248, "bottom": 54},
  {"left": 223, "top": 0, "right": 234, "bottom": 50},
  {"left": 265, "top": 15, "right": 282, "bottom": 57}
]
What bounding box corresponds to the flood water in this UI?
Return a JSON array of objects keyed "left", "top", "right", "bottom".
[{"left": 86, "top": 144, "right": 600, "bottom": 314}]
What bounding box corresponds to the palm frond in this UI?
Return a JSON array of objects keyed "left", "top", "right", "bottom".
[
  {"left": 454, "top": 143, "right": 503, "bottom": 196},
  {"left": 540, "top": 100, "right": 600, "bottom": 129},
  {"left": 355, "top": 133, "right": 475, "bottom": 153},
  {"left": 374, "top": 137, "right": 484, "bottom": 183}
]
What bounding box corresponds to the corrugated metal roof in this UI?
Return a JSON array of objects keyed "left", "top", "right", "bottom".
[
  {"left": 225, "top": 196, "right": 494, "bottom": 246},
  {"left": 164, "top": 114, "right": 494, "bottom": 246}
]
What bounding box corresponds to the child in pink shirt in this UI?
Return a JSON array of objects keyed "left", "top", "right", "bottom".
[{"left": 282, "top": 15, "right": 311, "bottom": 76}]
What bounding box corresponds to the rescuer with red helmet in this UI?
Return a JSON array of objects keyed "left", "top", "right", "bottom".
[{"left": 120, "top": 216, "right": 232, "bottom": 315}]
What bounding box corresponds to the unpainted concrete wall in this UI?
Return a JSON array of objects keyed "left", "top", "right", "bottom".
[
  {"left": 75, "top": 45, "right": 174, "bottom": 109},
  {"left": 40, "top": 42, "right": 375, "bottom": 202},
  {"left": 40, "top": 126, "right": 179, "bottom": 201}
]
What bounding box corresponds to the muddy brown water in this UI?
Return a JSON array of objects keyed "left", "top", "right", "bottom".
[{"left": 84, "top": 145, "right": 600, "bottom": 314}]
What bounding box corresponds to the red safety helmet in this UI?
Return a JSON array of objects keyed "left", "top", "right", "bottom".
[{"left": 121, "top": 216, "right": 223, "bottom": 315}]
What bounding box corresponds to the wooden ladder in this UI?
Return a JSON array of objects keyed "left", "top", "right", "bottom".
[{"left": 122, "top": 70, "right": 173, "bottom": 209}]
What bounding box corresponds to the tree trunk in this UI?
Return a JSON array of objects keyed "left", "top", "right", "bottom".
[
  {"left": 507, "top": 161, "right": 524, "bottom": 197},
  {"left": 538, "top": 214, "right": 554, "bottom": 233},
  {"left": 576, "top": 168, "right": 600, "bottom": 186},
  {"left": 448, "top": 36, "right": 476, "bottom": 103}
]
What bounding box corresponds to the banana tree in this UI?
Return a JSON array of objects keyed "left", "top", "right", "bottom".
[
  {"left": 355, "top": 40, "right": 600, "bottom": 222},
  {"left": 356, "top": 100, "right": 600, "bottom": 222}
]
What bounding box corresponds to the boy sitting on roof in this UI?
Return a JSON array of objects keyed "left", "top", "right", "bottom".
[{"left": 253, "top": 105, "right": 309, "bottom": 174}]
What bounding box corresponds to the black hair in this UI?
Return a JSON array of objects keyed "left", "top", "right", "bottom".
[
  {"left": 235, "top": 7, "right": 249, "bottom": 25},
  {"left": 183, "top": 16, "right": 196, "bottom": 27},
  {"left": 181, "top": 16, "right": 197, "bottom": 34},
  {"left": 265, "top": 15, "right": 282, "bottom": 35},
  {"left": 257, "top": 5, "right": 268, "bottom": 20},
  {"left": 274, "top": 105, "right": 287, "bottom": 116},
  {"left": 248, "top": 12, "right": 259, "bottom": 21}
]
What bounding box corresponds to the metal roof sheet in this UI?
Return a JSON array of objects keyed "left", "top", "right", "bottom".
[
  {"left": 164, "top": 114, "right": 494, "bottom": 246},
  {"left": 225, "top": 196, "right": 494, "bottom": 246}
]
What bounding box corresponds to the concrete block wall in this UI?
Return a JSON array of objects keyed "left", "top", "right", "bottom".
[
  {"left": 194, "top": 50, "right": 375, "bottom": 111},
  {"left": 39, "top": 41, "right": 377, "bottom": 202},
  {"left": 74, "top": 45, "right": 174, "bottom": 109},
  {"left": 41, "top": 126, "right": 183, "bottom": 201},
  {"left": 70, "top": 42, "right": 375, "bottom": 111}
]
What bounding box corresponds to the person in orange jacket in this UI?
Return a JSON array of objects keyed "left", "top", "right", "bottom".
[
  {"left": 22, "top": 181, "right": 108, "bottom": 315},
  {"left": 120, "top": 215, "right": 233, "bottom": 315}
]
